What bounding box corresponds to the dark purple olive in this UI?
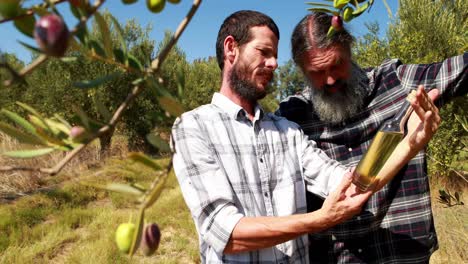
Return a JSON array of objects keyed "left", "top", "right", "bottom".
[
  {"left": 141, "top": 223, "right": 161, "bottom": 256},
  {"left": 331, "top": 15, "right": 343, "bottom": 31},
  {"left": 34, "top": 14, "right": 69, "bottom": 57}
]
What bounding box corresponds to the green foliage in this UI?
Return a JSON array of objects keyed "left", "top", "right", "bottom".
[
  {"left": 387, "top": 0, "right": 468, "bottom": 177},
  {"left": 353, "top": 22, "right": 390, "bottom": 68},
  {"left": 353, "top": 0, "right": 468, "bottom": 178},
  {"left": 182, "top": 56, "right": 221, "bottom": 110},
  {"left": 275, "top": 59, "right": 306, "bottom": 100},
  {"left": 387, "top": 0, "right": 467, "bottom": 63}
]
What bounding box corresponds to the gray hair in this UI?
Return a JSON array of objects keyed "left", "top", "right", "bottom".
[{"left": 291, "top": 12, "right": 354, "bottom": 69}]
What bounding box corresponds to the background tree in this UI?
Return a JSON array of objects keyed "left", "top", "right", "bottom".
[{"left": 387, "top": 0, "right": 467, "bottom": 177}]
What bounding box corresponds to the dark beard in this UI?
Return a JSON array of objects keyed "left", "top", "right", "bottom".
[
  {"left": 308, "top": 72, "right": 366, "bottom": 123},
  {"left": 230, "top": 62, "right": 269, "bottom": 102}
]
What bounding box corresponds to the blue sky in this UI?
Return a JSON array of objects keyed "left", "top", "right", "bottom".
[{"left": 0, "top": 0, "right": 398, "bottom": 65}]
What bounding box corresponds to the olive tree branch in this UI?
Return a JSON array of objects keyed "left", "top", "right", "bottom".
[
  {"left": 0, "top": 0, "right": 68, "bottom": 24},
  {"left": 1, "top": 0, "right": 202, "bottom": 176},
  {"left": 149, "top": 0, "right": 202, "bottom": 72}
]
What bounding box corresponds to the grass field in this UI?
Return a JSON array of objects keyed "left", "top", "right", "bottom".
[{"left": 0, "top": 135, "right": 466, "bottom": 263}]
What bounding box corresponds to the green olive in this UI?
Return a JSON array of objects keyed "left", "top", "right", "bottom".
[
  {"left": 147, "top": 0, "right": 166, "bottom": 13},
  {"left": 115, "top": 223, "right": 135, "bottom": 254},
  {"left": 343, "top": 7, "right": 354, "bottom": 22}
]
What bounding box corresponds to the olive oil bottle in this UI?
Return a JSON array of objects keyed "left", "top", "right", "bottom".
[{"left": 353, "top": 98, "right": 413, "bottom": 191}]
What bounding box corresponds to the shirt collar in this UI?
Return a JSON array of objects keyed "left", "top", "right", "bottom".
[{"left": 211, "top": 92, "right": 265, "bottom": 121}]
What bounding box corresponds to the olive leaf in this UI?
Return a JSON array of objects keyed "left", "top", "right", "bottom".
[
  {"left": 2, "top": 148, "right": 55, "bottom": 158},
  {"left": 129, "top": 207, "right": 145, "bottom": 256}
]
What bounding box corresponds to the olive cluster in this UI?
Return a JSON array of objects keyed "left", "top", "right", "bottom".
[
  {"left": 122, "top": 0, "right": 182, "bottom": 14},
  {"left": 115, "top": 222, "right": 161, "bottom": 256}
]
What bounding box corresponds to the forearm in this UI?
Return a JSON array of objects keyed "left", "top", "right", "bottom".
[{"left": 224, "top": 210, "right": 329, "bottom": 254}]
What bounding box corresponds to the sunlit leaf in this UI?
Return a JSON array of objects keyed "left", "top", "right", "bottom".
[
  {"left": 73, "top": 72, "right": 121, "bottom": 89},
  {"left": 128, "top": 152, "right": 162, "bottom": 171},
  {"left": 146, "top": 134, "right": 171, "bottom": 152},
  {"left": 109, "top": 14, "right": 127, "bottom": 62},
  {"left": 16, "top": 102, "right": 43, "bottom": 118},
  {"left": 129, "top": 207, "right": 145, "bottom": 256},
  {"left": 1, "top": 109, "right": 37, "bottom": 136},
  {"left": 35, "top": 127, "right": 71, "bottom": 149},
  {"left": 0, "top": 122, "right": 45, "bottom": 145},
  {"left": 84, "top": 182, "right": 145, "bottom": 196},
  {"left": 143, "top": 169, "right": 171, "bottom": 209},
  {"left": 54, "top": 114, "right": 72, "bottom": 129},
  {"left": 305, "top": 2, "right": 334, "bottom": 8},
  {"left": 3, "top": 148, "right": 55, "bottom": 158},
  {"left": 158, "top": 96, "right": 185, "bottom": 117},
  {"left": 94, "top": 12, "right": 113, "bottom": 59},
  {"left": 132, "top": 78, "right": 145, "bottom": 86},
  {"left": 60, "top": 57, "right": 78, "bottom": 62},
  {"left": 352, "top": 1, "right": 370, "bottom": 16},
  {"left": 333, "top": 0, "right": 350, "bottom": 9}
]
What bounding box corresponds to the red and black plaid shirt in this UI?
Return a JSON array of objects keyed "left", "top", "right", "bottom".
[{"left": 277, "top": 53, "right": 467, "bottom": 263}]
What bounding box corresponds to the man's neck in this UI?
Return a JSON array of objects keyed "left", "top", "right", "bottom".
[{"left": 220, "top": 85, "right": 256, "bottom": 121}]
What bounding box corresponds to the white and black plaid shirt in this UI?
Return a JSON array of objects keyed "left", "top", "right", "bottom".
[
  {"left": 171, "top": 93, "right": 347, "bottom": 263},
  {"left": 277, "top": 53, "right": 467, "bottom": 263}
]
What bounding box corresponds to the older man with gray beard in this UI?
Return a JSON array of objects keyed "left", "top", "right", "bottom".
[{"left": 276, "top": 12, "right": 467, "bottom": 264}]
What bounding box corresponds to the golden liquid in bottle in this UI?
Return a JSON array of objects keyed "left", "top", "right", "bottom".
[{"left": 353, "top": 131, "right": 404, "bottom": 191}]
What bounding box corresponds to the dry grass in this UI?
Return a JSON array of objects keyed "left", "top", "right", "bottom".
[
  {"left": 0, "top": 132, "right": 129, "bottom": 199},
  {"left": 429, "top": 173, "right": 468, "bottom": 263}
]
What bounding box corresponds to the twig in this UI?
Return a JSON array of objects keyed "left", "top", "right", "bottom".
[
  {"left": 0, "top": 0, "right": 68, "bottom": 24},
  {"left": 149, "top": 0, "right": 202, "bottom": 72},
  {"left": 0, "top": 166, "right": 51, "bottom": 173},
  {"left": 51, "top": 0, "right": 203, "bottom": 174}
]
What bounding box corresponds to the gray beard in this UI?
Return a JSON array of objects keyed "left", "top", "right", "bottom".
[
  {"left": 308, "top": 73, "right": 366, "bottom": 123},
  {"left": 230, "top": 63, "right": 268, "bottom": 103}
]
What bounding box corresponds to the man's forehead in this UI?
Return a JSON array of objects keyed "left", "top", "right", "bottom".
[{"left": 247, "top": 26, "right": 278, "bottom": 46}]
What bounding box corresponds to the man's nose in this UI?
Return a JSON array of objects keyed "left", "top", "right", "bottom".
[
  {"left": 265, "top": 57, "right": 278, "bottom": 70},
  {"left": 326, "top": 74, "right": 336, "bottom": 85}
]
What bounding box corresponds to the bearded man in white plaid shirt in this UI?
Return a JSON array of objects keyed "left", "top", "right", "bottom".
[{"left": 171, "top": 10, "right": 440, "bottom": 263}]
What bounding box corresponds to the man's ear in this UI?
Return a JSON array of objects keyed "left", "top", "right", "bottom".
[{"left": 224, "top": 36, "right": 237, "bottom": 65}]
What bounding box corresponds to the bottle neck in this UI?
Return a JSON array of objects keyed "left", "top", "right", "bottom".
[{"left": 380, "top": 99, "right": 412, "bottom": 133}]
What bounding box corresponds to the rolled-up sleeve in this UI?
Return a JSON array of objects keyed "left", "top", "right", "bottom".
[
  {"left": 171, "top": 114, "right": 244, "bottom": 254},
  {"left": 300, "top": 131, "right": 347, "bottom": 198}
]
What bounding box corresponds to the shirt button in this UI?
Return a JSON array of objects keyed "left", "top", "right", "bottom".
[
  {"left": 259, "top": 158, "right": 263, "bottom": 163},
  {"left": 357, "top": 216, "right": 361, "bottom": 220},
  {"left": 348, "top": 147, "right": 352, "bottom": 152},
  {"left": 264, "top": 192, "right": 268, "bottom": 197},
  {"left": 358, "top": 248, "right": 363, "bottom": 253}
]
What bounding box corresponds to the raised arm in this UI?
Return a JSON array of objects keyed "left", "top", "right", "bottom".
[{"left": 373, "top": 85, "right": 441, "bottom": 190}]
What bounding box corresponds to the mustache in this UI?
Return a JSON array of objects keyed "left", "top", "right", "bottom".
[{"left": 257, "top": 68, "right": 274, "bottom": 80}]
